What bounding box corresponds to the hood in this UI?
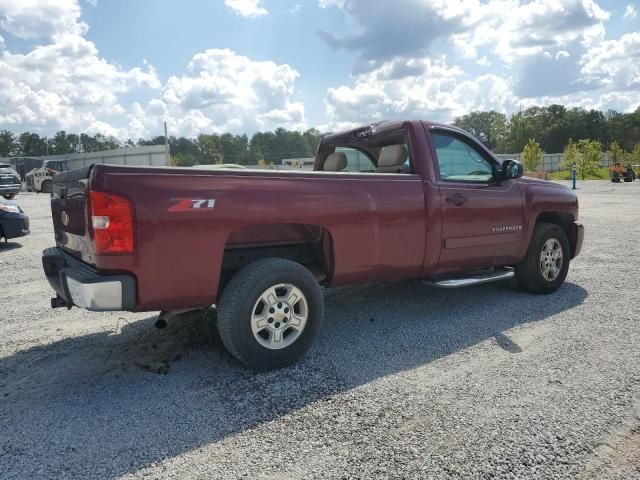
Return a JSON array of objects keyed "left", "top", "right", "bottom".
[{"left": 518, "top": 175, "right": 568, "bottom": 190}]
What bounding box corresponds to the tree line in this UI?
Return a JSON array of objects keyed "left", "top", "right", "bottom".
[
  {"left": 452, "top": 105, "right": 640, "bottom": 153},
  {"left": 0, "top": 128, "right": 323, "bottom": 167},
  {"left": 1, "top": 104, "right": 639, "bottom": 166}
]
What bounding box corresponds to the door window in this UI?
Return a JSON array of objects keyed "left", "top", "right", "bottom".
[{"left": 433, "top": 133, "right": 494, "bottom": 182}]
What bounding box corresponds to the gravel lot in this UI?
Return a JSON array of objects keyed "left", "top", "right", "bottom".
[{"left": 1, "top": 181, "right": 639, "bottom": 480}]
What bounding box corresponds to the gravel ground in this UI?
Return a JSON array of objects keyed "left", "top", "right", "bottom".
[{"left": 1, "top": 181, "right": 639, "bottom": 480}]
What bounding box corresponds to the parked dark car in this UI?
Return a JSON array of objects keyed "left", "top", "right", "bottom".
[
  {"left": 0, "top": 198, "right": 30, "bottom": 243},
  {"left": 0, "top": 163, "right": 21, "bottom": 199}
]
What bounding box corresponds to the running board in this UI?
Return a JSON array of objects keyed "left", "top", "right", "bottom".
[{"left": 425, "top": 268, "right": 515, "bottom": 288}]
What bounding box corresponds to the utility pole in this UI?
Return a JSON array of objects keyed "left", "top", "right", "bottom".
[{"left": 164, "top": 121, "right": 169, "bottom": 166}]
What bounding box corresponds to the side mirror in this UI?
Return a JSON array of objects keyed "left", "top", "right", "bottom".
[{"left": 501, "top": 159, "right": 524, "bottom": 180}]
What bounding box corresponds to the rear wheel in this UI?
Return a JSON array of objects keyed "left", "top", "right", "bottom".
[
  {"left": 40, "top": 180, "right": 52, "bottom": 193},
  {"left": 217, "top": 258, "right": 324, "bottom": 370},
  {"left": 2, "top": 193, "right": 15, "bottom": 200},
  {"left": 515, "top": 222, "right": 570, "bottom": 294}
]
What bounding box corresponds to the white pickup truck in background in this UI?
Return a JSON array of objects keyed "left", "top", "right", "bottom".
[{"left": 26, "top": 159, "right": 66, "bottom": 193}]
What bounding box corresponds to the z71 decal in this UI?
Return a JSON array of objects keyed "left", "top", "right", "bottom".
[{"left": 168, "top": 198, "right": 216, "bottom": 212}]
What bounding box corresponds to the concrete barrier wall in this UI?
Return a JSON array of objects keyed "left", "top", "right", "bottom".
[{"left": 2, "top": 145, "right": 170, "bottom": 173}]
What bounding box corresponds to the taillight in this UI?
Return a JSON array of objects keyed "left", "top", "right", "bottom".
[{"left": 89, "top": 191, "right": 134, "bottom": 254}]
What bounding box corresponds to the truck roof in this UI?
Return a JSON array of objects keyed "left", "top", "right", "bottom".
[{"left": 321, "top": 119, "right": 469, "bottom": 144}]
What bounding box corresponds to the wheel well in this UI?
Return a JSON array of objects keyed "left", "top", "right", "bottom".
[
  {"left": 535, "top": 212, "right": 575, "bottom": 255},
  {"left": 219, "top": 223, "right": 334, "bottom": 294}
]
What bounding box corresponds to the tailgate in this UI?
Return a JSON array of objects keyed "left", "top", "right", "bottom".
[{"left": 51, "top": 166, "right": 92, "bottom": 261}]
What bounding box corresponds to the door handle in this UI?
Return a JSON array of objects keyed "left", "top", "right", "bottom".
[{"left": 445, "top": 193, "right": 468, "bottom": 206}]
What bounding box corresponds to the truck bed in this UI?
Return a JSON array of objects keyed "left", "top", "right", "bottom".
[{"left": 51, "top": 164, "right": 430, "bottom": 310}]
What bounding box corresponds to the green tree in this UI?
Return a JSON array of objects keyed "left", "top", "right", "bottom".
[
  {"left": 0, "top": 130, "right": 17, "bottom": 157},
  {"left": 626, "top": 144, "right": 640, "bottom": 165},
  {"left": 563, "top": 139, "right": 579, "bottom": 172},
  {"left": 453, "top": 110, "right": 507, "bottom": 150},
  {"left": 496, "top": 113, "right": 532, "bottom": 153},
  {"left": 575, "top": 139, "right": 602, "bottom": 180},
  {"left": 521, "top": 138, "right": 543, "bottom": 171},
  {"left": 607, "top": 141, "right": 625, "bottom": 164},
  {"left": 17, "top": 132, "right": 49, "bottom": 156}
]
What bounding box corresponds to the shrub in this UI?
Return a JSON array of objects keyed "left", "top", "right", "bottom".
[
  {"left": 521, "top": 138, "right": 543, "bottom": 171},
  {"left": 627, "top": 144, "right": 640, "bottom": 164},
  {"left": 562, "top": 139, "right": 602, "bottom": 180},
  {"left": 607, "top": 141, "right": 625, "bottom": 164},
  {"left": 576, "top": 139, "right": 602, "bottom": 180},
  {"left": 562, "top": 139, "right": 578, "bottom": 171}
]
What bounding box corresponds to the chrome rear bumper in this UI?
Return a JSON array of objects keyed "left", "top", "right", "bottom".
[{"left": 42, "top": 247, "right": 136, "bottom": 311}]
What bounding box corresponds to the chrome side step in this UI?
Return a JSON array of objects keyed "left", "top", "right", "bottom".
[{"left": 425, "top": 267, "right": 515, "bottom": 288}]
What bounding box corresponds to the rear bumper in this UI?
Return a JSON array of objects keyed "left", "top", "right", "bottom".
[
  {"left": 0, "top": 214, "right": 30, "bottom": 239},
  {"left": 42, "top": 247, "right": 136, "bottom": 311},
  {"left": 572, "top": 222, "right": 584, "bottom": 258},
  {"left": 0, "top": 183, "right": 20, "bottom": 195}
]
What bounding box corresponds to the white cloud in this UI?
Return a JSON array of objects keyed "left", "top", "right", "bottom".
[
  {"left": 0, "top": 0, "right": 161, "bottom": 137},
  {"left": 0, "top": 0, "right": 306, "bottom": 138},
  {"left": 224, "top": 0, "right": 268, "bottom": 18},
  {"left": 317, "top": 0, "right": 611, "bottom": 88},
  {"left": 474, "top": 0, "right": 609, "bottom": 64},
  {"left": 320, "top": 0, "right": 640, "bottom": 124},
  {"left": 0, "top": 0, "right": 87, "bottom": 40},
  {"left": 0, "top": 33, "right": 160, "bottom": 132},
  {"left": 624, "top": 4, "right": 638, "bottom": 18},
  {"left": 134, "top": 48, "right": 306, "bottom": 137},
  {"left": 289, "top": 4, "right": 301, "bottom": 14},
  {"left": 580, "top": 32, "right": 640, "bottom": 89},
  {"left": 324, "top": 56, "right": 492, "bottom": 127}
]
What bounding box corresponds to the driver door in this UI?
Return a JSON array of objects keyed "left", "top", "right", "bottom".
[{"left": 431, "top": 130, "right": 524, "bottom": 272}]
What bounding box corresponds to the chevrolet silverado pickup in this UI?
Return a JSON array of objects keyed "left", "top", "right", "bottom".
[{"left": 42, "top": 120, "right": 584, "bottom": 370}]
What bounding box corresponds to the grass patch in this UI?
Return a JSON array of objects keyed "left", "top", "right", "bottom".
[{"left": 550, "top": 167, "right": 611, "bottom": 180}]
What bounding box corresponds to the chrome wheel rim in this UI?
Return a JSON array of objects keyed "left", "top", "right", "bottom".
[
  {"left": 540, "top": 238, "right": 563, "bottom": 281},
  {"left": 251, "top": 283, "right": 308, "bottom": 350}
]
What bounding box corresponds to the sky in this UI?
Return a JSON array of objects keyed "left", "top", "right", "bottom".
[{"left": 0, "top": 0, "right": 638, "bottom": 139}]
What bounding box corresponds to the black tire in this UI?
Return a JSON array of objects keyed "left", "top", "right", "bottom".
[
  {"left": 624, "top": 177, "right": 632, "bottom": 183},
  {"left": 40, "top": 180, "right": 52, "bottom": 193},
  {"left": 217, "top": 258, "right": 324, "bottom": 370},
  {"left": 515, "top": 222, "right": 570, "bottom": 294},
  {"left": 2, "top": 193, "right": 15, "bottom": 200}
]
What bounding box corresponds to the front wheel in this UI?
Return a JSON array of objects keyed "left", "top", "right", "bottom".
[
  {"left": 515, "top": 223, "right": 570, "bottom": 294},
  {"left": 2, "top": 193, "right": 16, "bottom": 200},
  {"left": 217, "top": 258, "right": 324, "bottom": 370}
]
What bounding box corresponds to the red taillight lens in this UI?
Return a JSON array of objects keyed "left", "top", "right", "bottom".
[{"left": 89, "top": 191, "right": 134, "bottom": 254}]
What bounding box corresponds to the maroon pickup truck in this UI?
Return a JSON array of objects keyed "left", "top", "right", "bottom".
[{"left": 43, "top": 120, "right": 584, "bottom": 370}]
